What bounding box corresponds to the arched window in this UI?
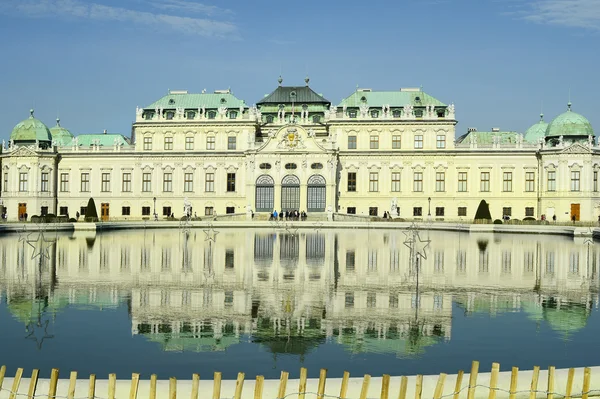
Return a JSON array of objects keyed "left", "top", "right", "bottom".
[
  {"left": 311, "top": 163, "right": 323, "bottom": 170},
  {"left": 207, "top": 111, "right": 216, "bottom": 119},
  {"left": 259, "top": 163, "right": 272, "bottom": 170},
  {"left": 392, "top": 109, "right": 401, "bottom": 118},
  {"left": 266, "top": 115, "right": 274, "bottom": 123},
  {"left": 285, "top": 163, "right": 297, "bottom": 170},
  {"left": 312, "top": 115, "right": 321, "bottom": 123},
  {"left": 229, "top": 111, "right": 238, "bottom": 119},
  {"left": 166, "top": 111, "right": 175, "bottom": 120},
  {"left": 370, "top": 110, "right": 379, "bottom": 118},
  {"left": 186, "top": 111, "right": 196, "bottom": 120}
]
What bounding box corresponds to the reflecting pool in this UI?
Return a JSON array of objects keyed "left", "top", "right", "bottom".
[{"left": 0, "top": 227, "right": 599, "bottom": 378}]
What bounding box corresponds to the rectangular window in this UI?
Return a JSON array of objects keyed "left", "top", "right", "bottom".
[
  {"left": 347, "top": 207, "right": 356, "bottom": 215},
  {"left": 370, "top": 135, "right": 379, "bottom": 149},
  {"left": 392, "top": 135, "right": 401, "bottom": 149},
  {"left": 101, "top": 173, "right": 110, "bottom": 192},
  {"left": 525, "top": 172, "right": 535, "bottom": 192},
  {"left": 163, "top": 172, "right": 173, "bottom": 192},
  {"left": 205, "top": 206, "right": 214, "bottom": 216},
  {"left": 458, "top": 207, "right": 467, "bottom": 217},
  {"left": 60, "top": 173, "right": 69, "bottom": 192},
  {"left": 480, "top": 172, "right": 490, "bottom": 192},
  {"left": 571, "top": 171, "right": 580, "bottom": 191},
  {"left": 80, "top": 206, "right": 87, "bottom": 216},
  {"left": 80, "top": 173, "right": 89, "bottom": 192},
  {"left": 184, "top": 172, "right": 193, "bottom": 192},
  {"left": 3, "top": 173, "right": 7, "bottom": 192},
  {"left": 391, "top": 172, "right": 401, "bottom": 192},
  {"left": 163, "top": 206, "right": 172, "bottom": 217},
  {"left": 206, "top": 136, "right": 215, "bottom": 150},
  {"left": 369, "top": 207, "right": 378, "bottom": 216},
  {"left": 122, "top": 206, "right": 131, "bottom": 216},
  {"left": 525, "top": 207, "right": 534, "bottom": 217},
  {"left": 369, "top": 172, "right": 379, "bottom": 192},
  {"left": 142, "top": 206, "right": 150, "bottom": 216},
  {"left": 346, "top": 250, "right": 355, "bottom": 271},
  {"left": 143, "top": 137, "right": 152, "bottom": 151},
  {"left": 435, "top": 172, "right": 445, "bottom": 192},
  {"left": 347, "top": 172, "right": 357, "bottom": 192},
  {"left": 503, "top": 207, "right": 512, "bottom": 217},
  {"left": 122, "top": 172, "right": 131, "bottom": 192},
  {"left": 205, "top": 173, "right": 215, "bottom": 192},
  {"left": 458, "top": 172, "right": 467, "bottom": 192},
  {"left": 413, "top": 172, "right": 423, "bottom": 192},
  {"left": 414, "top": 135, "right": 423, "bottom": 149},
  {"left": 348, "top": 135, "right": 357, "bottom": 149},
  {"left": 436, "top": 207, "right": 445, "bottom": 216},
  {"left": 436, "top": 135, "right": 446, "bottom": 149},
  {"left": 41, "top": 172, "right": 49, "bottom": 192},
  {"left": 413, "top": 207, "right": 422, "bottom": 217},
  {"left": 594, "top": 171, "right": 598, "bottom": 192},
  {"left": 164, "top": 137, "right": 173, "bottom": 150},
  {"left": 228, "top": 136, "right": 236, "bottom": 150},
  {"left": 547, "top": 171, "right": 556, "bottom": 192},
  {"left": 503, "top": 171, "right": 513, "bottom": 192},
  {"left": 227, "top": 173, "right": 236, "bottom": 192},
  {"left": 142, "top": 173, "right": 152, "bottom": 192},
  {"left": 59, "top": 206, "right": 68, "bottom": 216},
  {"left": 185, "top": 136, "right": 194, "bottom": 150}
]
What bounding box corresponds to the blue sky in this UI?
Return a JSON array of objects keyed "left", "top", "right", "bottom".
[{"left": 0, "top": 0, "right": 598, "bottom": 140}]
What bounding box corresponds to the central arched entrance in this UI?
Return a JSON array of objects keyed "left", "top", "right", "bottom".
[
  {"left": 255, "top": 175, "right": 274, "bottom": 212},
  {"left": 281, "top": 175, "right": 300, "bottom": 212},
  {"left": 307, "top": 174, "right": 326, "bottom": 212}
]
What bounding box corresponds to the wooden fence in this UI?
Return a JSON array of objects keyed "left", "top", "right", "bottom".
[{"left": 0, "top": 361, "right": 597, "bottom": 399}]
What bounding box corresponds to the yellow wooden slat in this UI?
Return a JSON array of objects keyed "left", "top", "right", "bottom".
[
  {"left": 149, "top": 374, "right": 157, "bottom": 399},
  {"left": 169, "top": 377, "right": 177, "bottom": 399},
  {"left": 582, "top": 368, "right": 591, "bottom": 399},
  {"left": 467, "top": 361, "right": 480, "bottom": 399},
  {"left": 48, "top": 369, "right": 60, "bottom": 399},
  {"left": 547, "top": 366, "right": 555, "bottom": 399},
  {"left": 529, "top": 366, "right": 540, "bottom": 399},
  {"left": 191, "top": 373, "right": 200, "bottom": 399},
  {"left": 27, "top": 369, "right": 39, "bottom": 399},
  {"left": 88, "top": 374, "right": 96, "bottom": 399},
  {"left": 434, "top": 373, "right": 447, "bottom": 399},
  {"left": 340, "top": 371, "right": 350, "bottom": 399},
  {"left": 509, "top": 367, "right": 518, "bottom": 399},
  {"left": 108, "top": 373, "right": 117, "bottom": 399},
  {"left": 67, "top": 371, "right": 78, "bottom": 399},
  {"left": 398, "top": 376, "right": 408, "bottom": 399},
  {"left": 359, "top": 375, "right": 371, "bottom": 399},
  {"left": 254, "top": 376, "right": 264, "bottom": 399},
  {"left": 234, "top": 372, "right": 245, "bottom": 399},
  {"left": 488, "top": 363, "right": 500, "bottom": 399},
  {"left": 213, "top": 372, "right": 222, "bottom": 399},
  {"left": 381, "top": 374, "right": 391, "bottom": 399},
  {"left": 0, "top": 365, "right": 6, "bottom": 391},
  {"left": 453, "top": 371, "right": 464, "bottom": 399},
  {"left": 317, "top": 369, "right": 327, "bottom": 399},
  {"left": 415, "top": 375, "right": 423, "bottom": 399},
  {"left": 565, "top": 368, "right": 575, "bottom": 399},
  {"left": 8, "top": 368, "right": 23, "bottom": 399},
  {"left": 129, "top": 373, "right": 140, "bottom": 399},
  {"left": 278, "top": 371, "right": 289, "bottom": 399},
  {"left": 298, "top": 367, "right": 308, "bottom": 399}
]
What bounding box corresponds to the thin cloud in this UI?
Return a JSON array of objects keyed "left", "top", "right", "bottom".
[
  {"left": 148, "top": 0, "right": 232, "bottom": 16},
  {"left": 511, "top": 0, "right": 600, "bottom": 30},
  {"left": 4, "top": 0, "right": 238, "bottom": 38}
]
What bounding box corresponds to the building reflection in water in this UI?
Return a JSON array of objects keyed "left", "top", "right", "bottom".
[{"left": 0, "top": 229, "right": 598, "bottom": 357}]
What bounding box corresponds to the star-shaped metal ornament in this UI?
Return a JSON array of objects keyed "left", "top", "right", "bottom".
[
  {"left": 26, "top": 224, "right": 56, "bottom": 260},
  {"left": 179, "top": 216, "right": 192, "bottom": 235},
  {"left": 403, "top": 221, "right": 431, "bottom": 260},
  {"left": 312, "top": 222, "right": 324, "bottom": 232},
  {"left": 17, "top": 224, "right": 28, "bottom": 244},
  {"left": 26, "top": 318, "right": 54, "bottom": 350},
  {"left": 203, "top": 223, "right": 219, "bottom": 242},
  {"left": 283, "top": 222, "right": 298, "bottom": 237},
  {"left": 584, "top": 227, "right": 595, "bottom": 246}
]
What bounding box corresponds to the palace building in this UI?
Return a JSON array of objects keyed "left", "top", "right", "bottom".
[{"left": 0, "top": 78, "right": 598, "bottom": 222}]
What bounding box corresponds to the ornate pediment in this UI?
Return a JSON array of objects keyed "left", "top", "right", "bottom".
[
  {"left": 256, "top": 124, "right": 329, "bottom": 154},
  {"left": 560, "top": 142, "right": 592, "bottom": 155},
  {"left": 8, "top": 145, "right": 39, "bottom": 158}
]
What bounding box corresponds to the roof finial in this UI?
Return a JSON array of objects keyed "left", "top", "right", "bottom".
[
  {"left": 29, "top": 109, "right": 34, "bottom": 118},
  {"left": 305, "top": 75, "right": 310, "bottom": 86},
  {"left": 278, "top": 75, "right": 283, "bottom": 86},
  {"left": 56, "top": 117, "right": 61, "bottom": 126},
  {"left": 567, "top": 101, "right": 572, "bottom": 111},
  {"left": 540, "top": 113, "right": 544, "bottom": 122}
]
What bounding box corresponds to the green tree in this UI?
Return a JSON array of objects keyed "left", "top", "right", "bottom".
[
  {"left": 85, "top": 198, "right": 98, "bottom": 222},
  {"left": 474, "top": 200, "right": 492, "bottom": 221}
]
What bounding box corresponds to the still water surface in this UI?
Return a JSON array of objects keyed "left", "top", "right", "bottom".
[{"left": 0, "top": 227, "right": 599, "bottom": 378}]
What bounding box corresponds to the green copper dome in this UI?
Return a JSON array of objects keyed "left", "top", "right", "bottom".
[
  {"left": 49, "top": 118, "right": 74, "bottom": 146},
  {"left": 524, "top": 114, "right": 548, "bottom": 143},
  {"left": 545, "top": 103, "right": 594, "bottom": 138},
  {"left": 10, "top": 109, "right": 52, "bottom": 142}
]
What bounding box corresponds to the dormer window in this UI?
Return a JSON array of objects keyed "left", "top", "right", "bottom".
[
  {"left": 144, "top": 111, "right": 154, "bottom": 120},
  {"left": 229, "top": 111, "right": 238, "bottom": 119},
  {"left": 414, "top": 109, "right": 423, "bottom": 118},
  {"left": 207, "top": 111, "right": 216, "bottom": 119},
  {"left": 302, "top": 104, "right": 308, "bottom": 111},
  {"left": 312, "top": 115, "right": 321, "bottom": 123},
  {"left": 168, "top": 99, "right": 175, "bottom": 105},
  {"left": 437, "top": 109, "right": 445, "bottom": 118},
  {"left": 166, "top": 111, "right": 175, "bottom": 120},
  {"left": 220, "top": 98, "right": 227, "bottom": 104},
  {"left": 187, "top": 111, "right": 196, "bottom": 120},
  {"left": 278, "top": 104, "right": 285, "bottom": 111},
  {"left": 266, "top": 115, "right": 274, "bottom": 123},
  {"left": 370, "top": 110, "right": 379, "bottom": 118},
  {"left": 360, "top": 96, "right": 367, "bottom": 102},
  {"left": 349, "top": 110, "right": 357, "bottom": 118},
  {"left": 415, "top": 96, "right": 421, "bottom": 103}
]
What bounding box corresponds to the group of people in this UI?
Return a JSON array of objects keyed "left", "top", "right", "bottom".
[{"left": 271, "top": 209, "right": 307, "bottom": 221}]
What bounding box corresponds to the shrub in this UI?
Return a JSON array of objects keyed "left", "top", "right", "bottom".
[
  {"left": 474, "top": 200, "right": 492, "bottom": 221},
  {"left": 494, "top": 219, "right": 503, "bottom": 224},
  {"left": 30, "top": 215, "right": 41, "bottom": 223},
  {"left": 523, "top": 217, "right": 536, "bottom": 221},
  {"left": 68, "top": 218, "right": 77, "bottom": 223},
  {"left": 85, "top": 198, "right": 98, "bottom": 222}
]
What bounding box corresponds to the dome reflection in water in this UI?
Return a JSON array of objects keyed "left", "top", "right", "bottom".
[{"left": 0, "top": 228, "right": 598, "bottom": 378}]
